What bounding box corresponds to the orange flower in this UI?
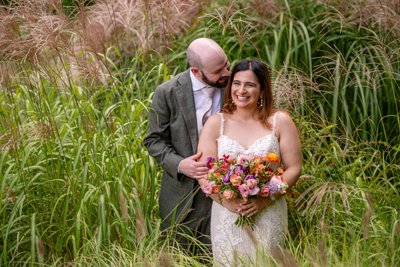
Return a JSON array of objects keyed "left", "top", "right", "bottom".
[
  {"left": 277, "top": 167, "right": 284, "bottom": 174},
  {"left": 256, "top": 164, "right": 265, "bottom": 174},
  {"left": 211, "top": 185, "right": 220, "bottom": 194},
  {"left": 266, "top": 153, "right": 280, "bottom": 163},
  {"left": 230, "top": 174, "right": 242, "bottom": 186},
  {"left": 214, "top": 172, "right": 223, "bottom": 180},
  {"left": 252, "top": 157, "right": 263, "bottom": 164}
]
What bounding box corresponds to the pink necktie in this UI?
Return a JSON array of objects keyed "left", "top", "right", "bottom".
[{"left": 201, "top": 86, "right": 215, "bottom": 125}]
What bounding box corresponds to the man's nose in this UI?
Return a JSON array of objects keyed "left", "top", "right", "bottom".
[{"left": 222, "top": 67, "right": 231, "bottom": 77}]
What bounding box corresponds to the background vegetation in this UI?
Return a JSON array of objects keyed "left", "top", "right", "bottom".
[{"left": 0, "top": 0, "right": 399, "bottom": 266}]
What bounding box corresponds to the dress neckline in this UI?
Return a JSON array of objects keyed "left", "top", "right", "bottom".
[{"left": 219, "top": 133, "right": 277, "bottom": 152}]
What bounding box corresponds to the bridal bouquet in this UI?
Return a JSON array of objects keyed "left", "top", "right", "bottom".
[{"left": 200, "top": 153, "right": 288, "bottom": 229}]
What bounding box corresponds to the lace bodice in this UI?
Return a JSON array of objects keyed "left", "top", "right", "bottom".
[
  {"left": 211, "top": 112, "right": 288, "bottom": 266},
  {"left": 218, "top": 134, "right": 280, "bottom": 158}
]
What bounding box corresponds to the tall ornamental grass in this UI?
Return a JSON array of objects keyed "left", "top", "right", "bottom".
[{"left": 0, "top": 0, "right": 399, "bottom": 266}]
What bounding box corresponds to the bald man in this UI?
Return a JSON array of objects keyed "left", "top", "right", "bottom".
[{"left": 144, "top": 38, "right": 230, "bottom": 252}]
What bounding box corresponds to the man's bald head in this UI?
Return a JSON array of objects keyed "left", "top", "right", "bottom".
[
  {"left": 187, "top": 38, "right": 226, "bottom": 69},
  {"left": 186, "top": 38, "right": 230, "bottom": 88}
]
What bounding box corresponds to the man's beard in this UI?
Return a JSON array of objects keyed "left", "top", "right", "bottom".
[{"left": 201, "top": 71, "right": 229, "bottom": 88}]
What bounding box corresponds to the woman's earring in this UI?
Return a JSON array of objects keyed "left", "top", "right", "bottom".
[{"left": 258, "top": 98, "right": 263, "bottom": 108}]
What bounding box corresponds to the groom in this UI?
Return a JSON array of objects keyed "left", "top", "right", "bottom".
[{"left": 143, "top": 38, "right": 230, "bottom": 251}]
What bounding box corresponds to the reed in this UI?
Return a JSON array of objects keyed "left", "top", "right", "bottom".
[{"left": 0, "top": 0, "right": 399, "bottom": 266}]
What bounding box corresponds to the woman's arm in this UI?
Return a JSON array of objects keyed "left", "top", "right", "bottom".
[
  {"left": 276, "top": 111, "right": 302, "bottom": 188},
  {"left": 197, "top": 114, "right": 220, "bottom": 163}
]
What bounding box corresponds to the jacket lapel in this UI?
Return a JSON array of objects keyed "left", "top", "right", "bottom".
[{"left": 175, "top": 70, "right": 199, "bottom": 152}]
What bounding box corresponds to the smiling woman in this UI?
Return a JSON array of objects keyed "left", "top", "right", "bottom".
[
  {"left": 197, "top": 59, "right": 302, "bottom": 265},
  {"left": 231, "top": 70, "right": 261, "bottom": 109}
]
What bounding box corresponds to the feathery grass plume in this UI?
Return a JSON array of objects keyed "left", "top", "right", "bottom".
[
  {"left": 0, "top": 7, "right": 20, "bottom": 60},
  {"left": 325, "top": 0, "right": 400, "bottom": 35},
  {"left": 319, "top": 219, "right": 330, "bottom": 236},
  {"left": 0, "top": 62, "right": 18, "bottom": 91},
  {"left": 270, "top": 245, "right": 299, "bottom": 267},
  {"left": 396, "top": 222, "right": 400, "bottom": 238},
  {"left": 362, "top": 191, "right": 375, "bottom": 238},
  {"left": 363, "top": 191, "right": 375, "bottom": 215},
  {"left": 158, "top": 248, "right": 174, "bottom": 267},
  {"left": 305, "top": 245, "right": 321, "bottom": 267},
  {"left": 362, "top": 210, "right": 371, "bottom": 238},
  {"left": 36, "top": 237, "right": 45, "bottom": 261},
  {"left": 118, "top": 190, "right": 129, "bottom": 220},
  {"left": 77, "top": 0, "right": 206, "bottom": 57},
  {"left": 2, "top": 0, "right": 70, "bottom": 64},
  {"left": 26, "top": 120, "right": 55, "bottom": 140},
  {"left": 317, "top": 239, "right": 328, "bottom": 267},
  {"left": 135, "top": 205, "right": 148, "bottom": 241},
  {"left": 203, "top": 2, "right": 257, "bottom": 49},
  {"left": 0, "top": 124, "right": 20, "bottom": 152},
  {"left": 296, "top": 182, "right": 354, "bottom": 221},
  {"left": 273, "top": 69, "right": 319, "bottom": 112},
  {"left": 249, "top": 0, "right": 280, "bottom": 19},
  {"left": 6, "top": 188, "right": 16, "bottom": 202}
]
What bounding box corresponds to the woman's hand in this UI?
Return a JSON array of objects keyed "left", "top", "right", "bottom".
[
  {"left": 221, "top": 198, "right": 244, "bottom": 214},
  {"left": 238, "top": 197, "right": 272, "bottom": 217}
]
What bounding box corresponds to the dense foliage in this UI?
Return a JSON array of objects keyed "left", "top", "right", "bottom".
[{"left": 0, "top": 0, "right": 399, "bottom": 266}]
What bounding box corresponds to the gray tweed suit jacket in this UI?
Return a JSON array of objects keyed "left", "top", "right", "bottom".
[{"left": 143, "top": 69, "right": 216, "bottom": 231}]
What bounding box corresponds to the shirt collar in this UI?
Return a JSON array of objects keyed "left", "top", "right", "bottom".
[{"left": 190, "top": 69, "right": 211, "bottom": 91}]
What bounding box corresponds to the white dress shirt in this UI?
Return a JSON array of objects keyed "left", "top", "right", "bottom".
[{"left": 190, "top": 70, "right": 221, "bottom": 134}]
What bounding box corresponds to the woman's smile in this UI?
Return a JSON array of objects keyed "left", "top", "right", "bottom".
[{"left": 231, "top": 70, "right": 261, "bottom": 107}]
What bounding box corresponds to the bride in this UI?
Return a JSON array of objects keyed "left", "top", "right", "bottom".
[{"left": 197, "top": 59, "right": 302, "bottom": 266}]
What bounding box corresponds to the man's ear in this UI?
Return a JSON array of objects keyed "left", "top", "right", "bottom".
[{"left": 191, "top": 67, "right": 201, "bottom": 77}]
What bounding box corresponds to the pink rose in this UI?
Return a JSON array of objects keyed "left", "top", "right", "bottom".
[
  {"left": 246, "top": 178, "right": 258, "bottom": 189},
  {"left": 260, "top": 186, "right": 270, "bottom": 197},
  {"left": 270, "top": 175, "right": 283, "bottom": 183},
  {"left": 222, "top": 190, "right": 236, "bottom": 200},
  {"left": 248, "top": 186, "right": 260, "bottom": 196},
  {"left": 237, "top": 155, "right": 248, "bottom": 164}
]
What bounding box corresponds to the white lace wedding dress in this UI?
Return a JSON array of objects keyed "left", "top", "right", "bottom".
[{"left": 211, "top": 113, "right": 288, "bottom": 266}]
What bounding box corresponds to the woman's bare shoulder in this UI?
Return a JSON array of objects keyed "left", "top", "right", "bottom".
[{"left": 201, "top": 113, "right": 223, "bottom": 135}]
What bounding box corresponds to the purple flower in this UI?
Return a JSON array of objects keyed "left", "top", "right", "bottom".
[
  {"left": 234, "top": 165, "right": 243, "bottom": 175},
  {"left": 223, "top": 173, "right": 231, "bottom": 184},
  {"left": 241, "top": 165, "right": 250, "bottom": 172},
  {"left": 245, "top": 174, "right": 256, "bottom": 181}
]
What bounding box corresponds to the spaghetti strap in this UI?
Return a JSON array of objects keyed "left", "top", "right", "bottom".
[
  {"left": 272, "top": 112, "right": 279, "bottom": 133},
  {"left": 218, "top": 113, "right": 225, "bottom": 136}
]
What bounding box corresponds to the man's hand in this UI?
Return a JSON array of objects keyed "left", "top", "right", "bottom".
[{"left": 178, "top": 152, "right": 209, "bottom": 179}]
